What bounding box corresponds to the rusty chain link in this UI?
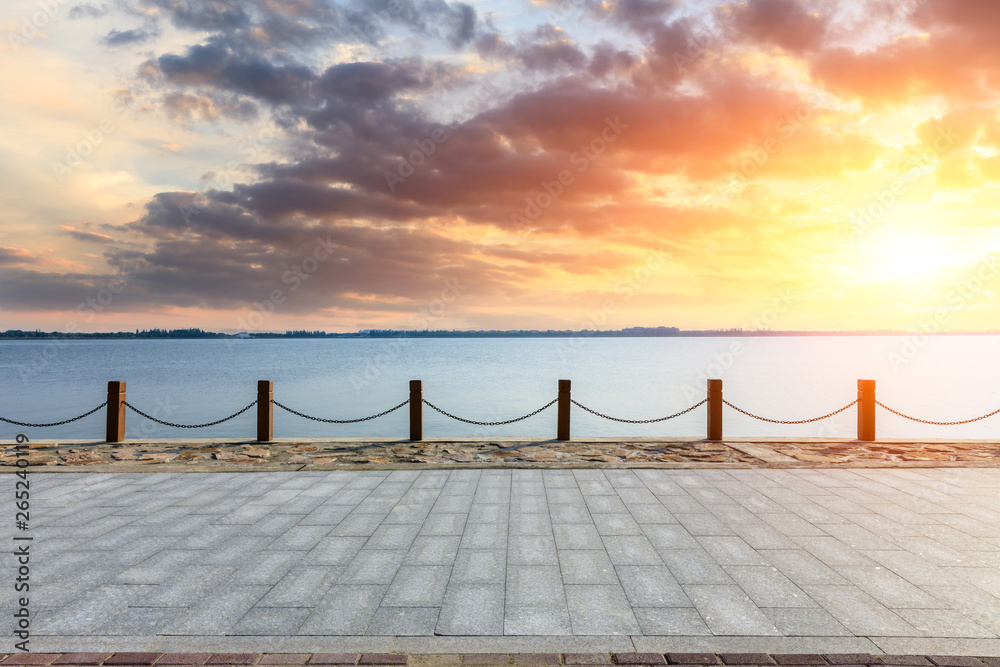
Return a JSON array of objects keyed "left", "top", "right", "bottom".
[
  {"left": 273, "top": 399, "right": 409, "bottom": 423},
  {"left": 12, "top": 393, "right": 997, "bottom": 433},
  {"left": 424, "top": 397, "right": 558, "bottom": 425},
  {"left": 571, "top": 398, "right": 708, "bottom": 423},
  {"left": 125, "top": 400, "right": 257, "bottom": 428},
  {"left": 876, "top": 401, "right": 1000, "bottom": 425},
  {"left": 723, "top": 399, "right": 857, "bottom": 424},
  {"left": 0, "top": 402, "right": 108, "bottom": 428}
]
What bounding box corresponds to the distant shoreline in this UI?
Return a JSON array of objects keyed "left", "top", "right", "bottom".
[{"left": 2, "top": 328, "right": 999, "bottom": 340}]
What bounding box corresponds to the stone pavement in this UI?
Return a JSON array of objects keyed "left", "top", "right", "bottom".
[
  {"left": 6, "top": 438, "right": 1000, "bottom": 470},
  {"left": 2, "top": 468, "right": 1000, "bottom": 656},
  {"left": 0, "top": 653, "right": 998, "bottom": 667}
]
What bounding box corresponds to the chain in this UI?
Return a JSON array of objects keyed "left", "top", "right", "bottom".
[
  {"left": 571, "top": 398, "right": 707, "bottom": 423},
  {"left": 0, "top": 402, "right": 108, "bottom": 428},
  {"left": 876, "top": 400, "right": 1000, "bottom": 425},
  {"left": 423, "top": 398, "right": 558, "bottom": 425},
  {"left": 124, "top": 400, "right": 257, "bottom": 428},
  {"left": 722, "top": 399, "right": 857, "bottom": 424},
  {"left": 273, "top": 399, "right": 409, "bottom": 423}
]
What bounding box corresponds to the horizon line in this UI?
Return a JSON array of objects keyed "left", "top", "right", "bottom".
[{"left": 3, "top": 327, "right": 1000, "bottom": 337}]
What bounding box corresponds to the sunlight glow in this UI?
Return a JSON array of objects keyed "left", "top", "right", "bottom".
[{"left": 862, "top": 232, "right": 962, "bottom": 283}]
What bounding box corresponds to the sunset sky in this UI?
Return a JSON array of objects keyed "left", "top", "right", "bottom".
[{"left": 1, "top": 0, "right": 999, "bottom": 333}]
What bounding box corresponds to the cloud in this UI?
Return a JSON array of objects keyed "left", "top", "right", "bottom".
[
  {"left": 61, "top": 226, "right": 115, "bottom": 243},
  {"left": 138, "top": 0, "right": 480, "bottom": 50},
  {"left": 162, "top": 92, "right": 258, "bottom": 122},
  {"left": 726, "top": 0, "right": 829, "bottom": 53},
  {"left": 101, "top": 28, "right": 157, "bottom": 46},
  {"left": 915, "top": 108, "right": 989, "bottom": 155},
  {"left": 810, "top": 0, "right": 1000, "bottom": 104},
  {"left": 69, "top": 4, "right": 110, "bottom": 19},
  {"left": 11, "top": 0, "right": 1000, "bottom": 331},
  {"left": 913, "top": 108, "right": 1000, "bottom": 187},
  {"left": 596, "top": 0, "right": 678, "bottom": 35},
  {"left": 155, "top": 42, "right": 315, "bottom": 104},
  {"left": 0, "top": 247, "right": 36, "bottom": 265},
  {"left": 478, "top": 25, "right": 590, "bottom": 73},
  {"left": 743, "top": 126, "right": 883, "bottom": 179},
  {"left": 516, "top": 25, "right": 588, "bottom": 72},
  {"left": 72, "top": 53, "right": 850, "bottom": 322},
  {"left": 588, "top": 42, "right": 639, "bottom": 78},
  {"left": 143, "top": 0, "right": 251, "bottom": 33}
]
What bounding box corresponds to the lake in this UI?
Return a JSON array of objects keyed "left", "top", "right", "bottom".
[{"left": 1, "top": 336, "right": 998, "bottom": 440}]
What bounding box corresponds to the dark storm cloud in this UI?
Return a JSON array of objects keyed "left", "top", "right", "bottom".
[
  {"left": 640, "top": 18, "right": 709, "bottom": 83},
  {"left": 588, "top": 42, "right": 638, "bottom": 78},
  {"left": 595, "top": 0, "right": 677, "bottom": 36},
  {"left": 234, "top": 180, "right": 423, "bottom": 224},
  {"left": 476, "top": 25, "right": 607, "bottom": 74},
  {"left": 101, "top": 28, "right": 157, "bottom": 46},
  {"left": 0, "top": 267, "right": 138, "bottom": 312},
  {"left": 315, "top": 58, "right": 450, "bottom": 103},
  {"left": 7, "top": 0, "right": 883, "bottom": 320},
  {"left": 138, "top": 0, "right": 480, "bottom": 50},
  {"left": 348, "top": 0, "right": 480, "bottom": 48},
  {"left": 1, "top": 217, "right": 513, "bottom": 315},
  {"left": 516, "top": 26, "right": 588, "bottom": 72},
  {"left": 94, "top": 198, "right": 515, "bottom": 314},
  {"left": 156, "top": 42, "right": 316, "bottom": 104},
  {"left": 0, "top": 248, "right": 37, "bottom": 265},
  {"left": 448, "top": 3, "right": 477, "bottom": 47},
  {"left": 726, "top": 0, "right": 829, "bottom": 53},
  {"left": 213, "top": 72, "right": 807, "bottom": 236},
  {"left": 144, "top": 0, "right": 251, "bottom": 32}
]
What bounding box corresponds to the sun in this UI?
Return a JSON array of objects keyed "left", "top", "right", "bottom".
[{"left": 860, "top": 231, "right": 961, "bottom": 284}]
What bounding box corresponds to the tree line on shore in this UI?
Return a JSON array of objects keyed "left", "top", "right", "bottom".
[{"left": 0, "top": 326, "right": 970, "bottom": 339}]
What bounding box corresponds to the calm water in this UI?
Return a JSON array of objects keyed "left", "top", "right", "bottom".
[{"left": 1, "top": 336, "right": 998, "bottom": 440}]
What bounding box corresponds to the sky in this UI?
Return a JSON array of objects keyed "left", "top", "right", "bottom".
[{"left": 1, "top": 0, "right": 999, "bottom": 334}]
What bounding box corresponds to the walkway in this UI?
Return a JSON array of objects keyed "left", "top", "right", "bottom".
[{"left": 3, "top": 468, "right": 1000, "bottom": 655}]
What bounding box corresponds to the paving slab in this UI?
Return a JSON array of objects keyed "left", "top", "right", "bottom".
[{"left": 2, "top": 468, "right": 1000, "bottom": 655}]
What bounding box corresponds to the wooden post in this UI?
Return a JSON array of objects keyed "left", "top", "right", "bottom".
[
  {"left": 410, "top": 380, "right": 422, "bottom": 441},
  {"left": 257, "top": 380, "right": 273, "bottom": 442},
  {"left": 106, "top": 381, "right": 125, "bottom": 443},
  {"left": 557, "top": 379, "right": 571, "bottom": 441},
  {"left": 857, "top": 379, "right": 876, "bottom": 441},
  {"left": 707, "top": 379, "right": 723, "bottom": 441}
]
